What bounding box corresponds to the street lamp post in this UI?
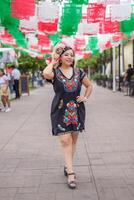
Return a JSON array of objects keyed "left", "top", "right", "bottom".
[
  {"left": 113, "top": 46, "right": 116, "bottom": 92},
  {"left": 118, "top": 44, "right": 121, "bottom": 91}
]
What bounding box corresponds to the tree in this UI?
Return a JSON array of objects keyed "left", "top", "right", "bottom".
[{"left": 18, "top": 54, "right": 46, "bottom": 74}]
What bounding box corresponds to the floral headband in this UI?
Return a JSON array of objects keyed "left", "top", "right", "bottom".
[{"left": 54, "top": 43, "right": 74, "bottom": 56}]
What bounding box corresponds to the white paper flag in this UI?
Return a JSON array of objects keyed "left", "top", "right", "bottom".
[
  {"left": 98, "top": 0, "right": 120, "bottom": 4},
  {"left": 0, "top": 27, "right": 5, "bottom": 35},
  {"left": 38, "top": 2, "right": 59, "bottom": 22},
  {"left": 20, "top": 16, "right": 38, "bottom": 31},
  {"left": 78, "top": 22, "right": 100, "bottom": 35},
  {"left": 110, "top": 4, "right": 132, "bottom": 21}
]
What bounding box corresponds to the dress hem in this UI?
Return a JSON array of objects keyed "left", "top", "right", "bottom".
[{"left": 52, "top": 129, "right": 85, "bottom": 136}]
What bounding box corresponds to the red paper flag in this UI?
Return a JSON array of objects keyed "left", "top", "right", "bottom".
[
  {"left": 100, "top": 19, "right": 120, "bottom": 34},
  {"left": 105, "top": 41, "right": 112, "bottom": 49},
  {"left": 38, "top": 34, "right": 50, "bottom": 46},
  {"left": 112, "top": 32, "right": 124, "bottom": 42},
  {"left": 11, "top": 0, "right": 35, "bottom": 20},
  {"left": 38, "top": 19, "right": 58, "bottom": 33},
  {"left": 87, "top": 3, "right": 106, "bottom": 23}
]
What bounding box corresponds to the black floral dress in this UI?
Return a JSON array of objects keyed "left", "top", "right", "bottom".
[{"left": 51, "top": 67, "right": 86, "bottom": 136}]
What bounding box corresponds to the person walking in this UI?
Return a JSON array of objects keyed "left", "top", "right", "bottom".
[
  {"left": 11, "top": 65, "right": 21, "bottom": 99},
  {"left": 43, "top": 44, "right": 92, "bottom": 189},
  {"left": 123, "top": 64, "right": 133, "bottom": 96},
  {"left": 0, "top": 68, "right": 11, "bottom": 112}
]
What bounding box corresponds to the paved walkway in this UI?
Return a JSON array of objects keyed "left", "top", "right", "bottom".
[{"left": 0, "top": 84, "right": 134, "bottom": 200}]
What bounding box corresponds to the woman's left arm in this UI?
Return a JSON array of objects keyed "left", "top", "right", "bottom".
[{"left": 76, "top": 76, "right": 93, "bottom": 103}]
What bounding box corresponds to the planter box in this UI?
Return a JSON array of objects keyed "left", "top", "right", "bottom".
[{"left": 107, "top": 79, "right": 113, "bottom": 89}]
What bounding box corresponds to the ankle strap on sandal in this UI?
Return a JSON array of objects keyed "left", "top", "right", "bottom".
[{"left": 67, "top": 172, "right": 75, "bottom": 176}]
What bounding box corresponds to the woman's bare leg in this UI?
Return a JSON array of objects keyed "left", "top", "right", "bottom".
[
  {"left": 59, "top": 133, "right": 73, "bottom": 173},
  {"left": 1, "top": 96, "right": 6, "bottom": 108},
  {"left": 59, "top": 133, "right": 76, "bottom": 184},
  {"left": 71, "top": 132, "right": 79, "bottom": 159},
  {"left": 5, "top": 96, "right": 10, "bottom": 108}
]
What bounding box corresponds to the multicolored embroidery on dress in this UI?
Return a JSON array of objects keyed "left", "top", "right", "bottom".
[
  {"left": 55, "top": 68, "right": 80, "bottom": 92},
  {"left": 63, "top": 100, "right": 78, "bottom": 126}
]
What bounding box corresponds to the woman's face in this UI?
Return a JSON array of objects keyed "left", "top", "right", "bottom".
[{"left": 60, "top": 49, "right": 75, "bottom": 67}]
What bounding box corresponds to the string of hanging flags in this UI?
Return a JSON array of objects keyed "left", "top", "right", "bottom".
[{"left": 0, "top": 0, "right": 134, "bottom": 58}]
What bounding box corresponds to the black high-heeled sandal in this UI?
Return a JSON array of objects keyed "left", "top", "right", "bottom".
[
  {"left": 64, "top": 166, "right": 68, "bottom": 176},
  {"left": 67, "top": 172, "right": 76, "bottom": 189}
]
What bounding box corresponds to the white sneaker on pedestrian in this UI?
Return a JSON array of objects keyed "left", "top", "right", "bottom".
[
  {"left": 1, "top": 107, "right": 6, "bottom": 112},
  {"left": 5, "top": 108, "right": 11, "bottom": 112}
]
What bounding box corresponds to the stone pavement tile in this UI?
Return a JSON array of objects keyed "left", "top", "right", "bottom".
[
  {"left": 92, "top": 166, "right": 126, "bottom": 179},
  {"left": 40, "top": 173, "right": 65, "bottom": 184},
  {"left": 95, "top": 178, "right": 127, "bottom": 189},
  {"left": 55, "top": 192, "right": 73, "bottom": 200},
  {"left": 100, "top": 152, "right": 129, "bottom": 165},
  {"left": 40, "top": 169, "right": 92, "bottom": 184},
  {"left": 0, "top": 171, "right": 14, "bottom": 177},
  {"left": 23, "top": 176, "right": 42, "bottom": 187},
  {"left": 0, "top": 159, "right": 20, "bottom": 172},
  {"left": 55, "top": 190, "right": 98, "bottom": 200},
  {"left": 123, "top": 168, "right": 134, "bottom": 179},
  {"left": 90, "top": 158, "right": 105, "bottom": 166},
  {"left": 113, "top": 188, "right": 134, "bottom": 200},
  {"left": 73, "top": 191, "right": 98, "bottom": 200},
  {"left": 0, "top": 188, "right": 17, "bottom": 198},
  {"left": 84, "top": 143, "right": 103, "bottom": 154},
  {"left": 97, "top": 188, "right": 116, "bottom": 200},
  {"left": 0, "top": 177, "right": 25, "bottom": 188},
  {"left": 105, "top": 163, "right": 134, "bottom": 170},
  {"left": 127, "top": 185, "right": 134, "bottom": 197},
  {"left": 14, "top": 194, "right": 38, "bottom": 200},
  {"left": 38, "top": 193, "right": 56, "bottom": 200},
  {"left": 17, "top": 160, "right": 47, "bottom": 170},
  {"left": 17, "top": 187, "right": 38, "bottom": 194},
  {"left": 13, "top": 169, "right": 42, "bottom": 176},
  {"left": 124, "top": 179, "right": 134, "bottom": 184},
  {"left": 38, "top": 183, "right": 72, "bottom": 193},
  {"left": 15, "top": 192, "right": 55, "bottom": 200},
  {"left": 0, "top": 197, "right": 14, "bottom": 200},
  {"left": 0, "top": 151, "right": 18, "bottom": 159},
  {"left": 75, "top": 182, "right": 97, "bottom": 192},
  {"left": 38, "top": 182, "right": 96, "bottom": 194}
]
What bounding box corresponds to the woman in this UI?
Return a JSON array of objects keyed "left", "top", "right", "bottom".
[
  {"left": 43, "top": 44, "right": 92, "bottom": 189},
  {"left": 0, "top": 68, "right": 11, "bottom": 112}
]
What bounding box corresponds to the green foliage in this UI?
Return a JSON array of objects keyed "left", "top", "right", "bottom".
[
  {"left": 131, "top": 74, "right": 134, "bottom": 80},
  {"left": 91, "top": 72, "right": 102, "bottom": 81},
  {"left": 77, "top": 54, "right": 100, "bottom": 71},
  {"left": 18, "top": 54, "right": 46, "bottom": 74},
  {"left": 76, "top": 48, "right": 113, "bottom": 73},
  {"left": 91, "top": 73, "right": 107, "bottom": 81}
]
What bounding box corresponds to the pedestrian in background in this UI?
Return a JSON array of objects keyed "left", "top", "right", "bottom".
[
  {"left": 43, "top": 44, "right": 92, "bottom": 189},
  {"left": 0, "top": 68, "right": 11, "bottom": 112},
  {"left": 123, "top": 64, "right": 133, "bottom": 96},
  {"left": 11, "top": 65, "right": 21, "bottom": 99}
]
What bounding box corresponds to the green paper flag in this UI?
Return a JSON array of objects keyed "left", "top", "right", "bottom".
[
  {"left": 120, "top": 14, "right": 134, "bottom": 33},
  {"left": 49, "top": 33, "right": 61, "bottom": 46},
  {"left": 0, "top": 0, "right": 27, "bottom": 48},
  {"left": 59, "top": 3, "right": 82, "bottom": 36},
  {"left": 86, "top": 36, "right": 98, "bottom": 51},
  {"left": 69, "top": 0, "right": 88, "bottom": 5}
]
